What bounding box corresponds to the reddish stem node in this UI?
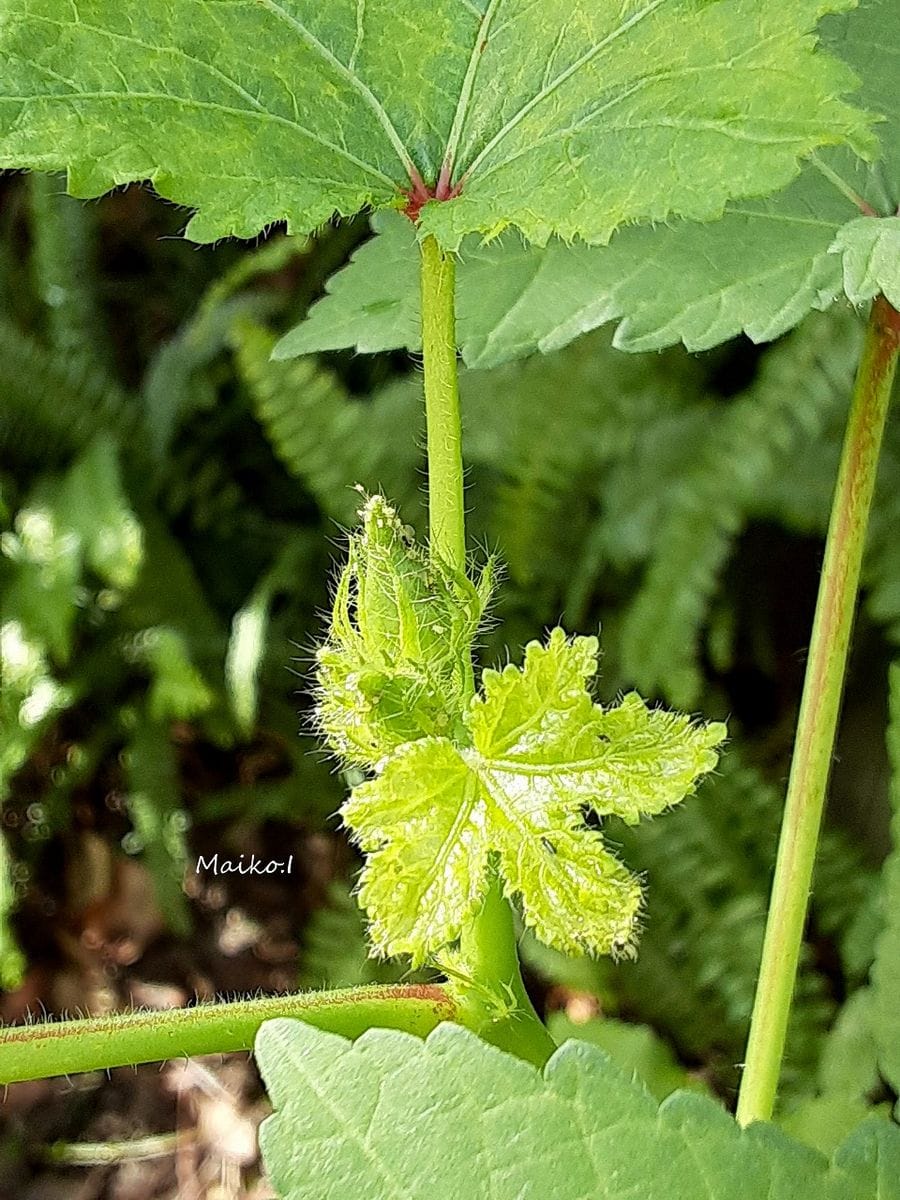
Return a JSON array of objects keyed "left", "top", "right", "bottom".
[{"left": 403, "top": 166, "right": 464, "bottom": 222}]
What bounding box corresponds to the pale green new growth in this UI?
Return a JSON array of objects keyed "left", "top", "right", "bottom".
[
  {"left": 832, "top": 217, "right": 900, "bottom": 310},
  {"left": 0, "top": 1, "right": 874, "bottom": 247},
  {"left": 256, "top": 1019, "right": 900, "bottom": 1200},
  {"left": 341, "top": 622, "right": 724, "bottom": 964},
  {"left": 316, "top": 495, "right": 492, "bottom": 766}
]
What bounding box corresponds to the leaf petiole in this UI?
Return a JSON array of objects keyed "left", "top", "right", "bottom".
[
  {"left": 737, "top": 293, "right": 900, "bottom": 1125},
  {"left": 0, "top": 984, "right": 457, "bottom": 1085}
]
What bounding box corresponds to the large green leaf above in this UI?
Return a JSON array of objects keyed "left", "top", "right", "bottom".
[
  {"left": 342, "top": 628, "right": 724, "bottom": 965},
  {"left": 277, "top": 178, "right": 853, "bottom": 363},
  {"left": 280, "top": 0, "right": 899, "bottom": 362},
  {"left": 418, "top": 0, "right": 873, "bottom": 250},
  {"left": 256, "top": 1019, "right": 900, "bottom": 1200},
  {"left": 0, "top": 1, "right": 874, "bottom": 246}
]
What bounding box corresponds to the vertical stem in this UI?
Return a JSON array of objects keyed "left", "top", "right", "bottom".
[
  {"left": 420, "top": 235, "right": 466, "bottom": 570},
  {"left": 737, "top": 294, "right": 900, "bottom": 1126},
  {"left": 418, "top": 234, "right": 554, "bottom": 1066},
  {"left": 456, "top": 875, "right": 556, "bottom": 1066}
]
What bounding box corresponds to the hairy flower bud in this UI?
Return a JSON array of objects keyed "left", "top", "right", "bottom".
[{"left": 315, "top": 494, "right": 493, "bottom": 766}]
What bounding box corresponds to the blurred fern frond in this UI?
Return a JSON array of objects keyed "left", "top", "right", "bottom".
[
  {"left": 232, "top": 319, "right": 423, "bottom": 526},
  {"left": 0, "top": 319, "right": 137, "bottom": 469},
  {"left": 125, "top": 718, "right": 191, "bottom": 938},
  {"left": 298, "top": 880, "right": 409, "bottom": 990},
  {"left": 459, "top": 329, "right": 700, "bottom": 597},
  {"left": 619, "top": 308, "right": 862, "bottom": 706},
  {"left": 28, "top": 173, "right": 114, "bottom": 370}
]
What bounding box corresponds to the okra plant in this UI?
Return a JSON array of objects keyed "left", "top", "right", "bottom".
[{"left": 1, "top": 1, "right": 899, "bottom": 1197}]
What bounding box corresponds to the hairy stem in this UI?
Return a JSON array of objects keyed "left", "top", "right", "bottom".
[
  {"left": 456, "top": 874, "right": 557, "bottom": 1067},
  {"left": 0, "top": 985, "right": 456, "bottom": 1085},
  {"left": 737, "top": 294, "right": 900, "bottom": 1126},
  {"left": 419, "top": 234, "right": 554, "bottom": 1066},
  {"left": 420, "top": 235, "right": 466, "bottom": 569}
]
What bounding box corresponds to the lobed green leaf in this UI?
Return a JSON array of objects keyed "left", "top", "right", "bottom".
[
  {"left": 832, "top": 217, "right": 900, "bottom": 309},
  {"left": 0, "top": 0, "right": 874, "bottom": 248},
  {"left": 343, "top": 626, "right": 724, "bottom": 964},
  {"left": 281, "top": 0, "right": 899, "bottom": 364},
  {"left": 256, "top": 1019, "right": 900, "bottom": 1200}
]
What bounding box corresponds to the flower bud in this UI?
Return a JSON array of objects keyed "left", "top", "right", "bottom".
[{"left": 315, "top": 495, "right": 493, "bottom": 766}]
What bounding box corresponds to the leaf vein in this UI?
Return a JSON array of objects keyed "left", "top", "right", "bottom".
[
  {"left": 461, "top": 0, "right": 667, "bottom": 182},
  {"left": 2, "top": 78, "right": 396, "bottom": 189},
  {"left": 252, "top": 0, "right": 418, "bottom": 183}
]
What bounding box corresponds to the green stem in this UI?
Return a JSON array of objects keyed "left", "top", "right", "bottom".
[
  {"left": 0, "top": 984, "right": 456, "bottom": 1085},
  {"left": 419, "top": 234, "right": 554, "bottom": 1068},
  {"left": 456, "top": 874, "right": 557, "bottom": 1067},
  {"left": 41, "top": 1133, "right": 186, "bottom": 1166},
  {"left": 737, "top": 294, "right": 900, "bottom": 1126},
  {"left": 420, "top": 235, "right": 466, "bottom": 570}
]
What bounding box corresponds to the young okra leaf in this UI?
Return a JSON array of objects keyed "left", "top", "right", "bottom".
[
  {"left": 315, "top": 495, "right": 493, "bottom": 767},
  {"left": 341, "top": 626, "right": 725, "bottom": 965},
  {"left": 281, "top": 0, "right": 897, "bottom": 363},
  {"left": 256, "top": 1019, "right": 900, "bottom": 1200},
  {"left": 0, "top": 1, "right": 873, "bottom": 247}
]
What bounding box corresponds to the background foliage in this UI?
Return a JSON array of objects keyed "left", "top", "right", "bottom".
[{"left": 0, "top": 168, "right": 897, "bottom": 1192}]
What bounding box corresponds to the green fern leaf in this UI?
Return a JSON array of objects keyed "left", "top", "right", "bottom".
[
  {"left": 0, "top": 834, "right": 24, "bottom": 990},
  {"left": 0, "top": 318, "right": 136, "bottom": 468},
  {"left": 3, "top": 435, "right": 143, "bottom": 662},
  {"left": 459, "top": 329, "right": 692, "bottom": 591},
  {"left": 28, "top": 172, "right": 115, "bottom": 368},
  {"left": 225, "top": 537, "right": 313, "bottom": 738},
  {"left": 872, "top": 662, "right": 900, "bottom": 1100},
  {"left": 143, "top": 235, "right": 306, "bottom": 460},
  {"left": 298, "top": 881, "right": 408, "bottom": 990},
  {"left": 125, "top": 719, "right": 191, "bottom": 938},
  {"left": 233, "top": 319, "right": 422, "bottom": 526},
  {"left": 779, "top": 989, "right": 890, "bottom": 1156},
  {"left": 620, "top": 309, "right": 861, "bottom": 705}
]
